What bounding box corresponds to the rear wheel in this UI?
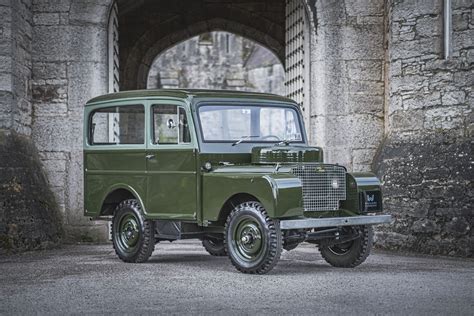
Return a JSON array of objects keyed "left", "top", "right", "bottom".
[
  {"left": 202, "top": 237, "right": 226, "bottom": 256},
  {"left": 112, "top": 199, "right": 155, "bottom": 263},
  {"left": 225, "top": 201, "right": 282, "bottom": 274},
  {"left": 319, "top": 225, "right": 373, "bottom": 268}
]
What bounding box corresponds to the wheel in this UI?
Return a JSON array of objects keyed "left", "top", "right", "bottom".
[
  {"left": 319, "top": 226, "right": 373, "bottom": 268},
  {"left": 224, "top": 201, "right": 282, "bottom": 274},
  {"left": 112, "top": 199, "right": 155, "bottom": 263},
  {"left": 202, "top": 236, "right": 226, "bottom": 256}
]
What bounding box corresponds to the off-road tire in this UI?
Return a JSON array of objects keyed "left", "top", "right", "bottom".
[
  {"left": 319, "top": 225, "right": 373, "bottom": 268},
  {"left": 112, "top": 199, "right": 155, "bottom": 263},
  {"left": 202, "top": 237, "right": 226, "bottom": 256},
  {"left": 224, "top": 201, "right": 282, "bottom": 274}
]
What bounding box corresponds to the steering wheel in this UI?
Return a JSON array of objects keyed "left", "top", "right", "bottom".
[{"left": 261, "top": 135, "right": 280, "bottom": 141}]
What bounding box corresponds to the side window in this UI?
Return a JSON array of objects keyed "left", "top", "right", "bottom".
[
  {"left": 152, "top": 104, "right": 191, "bottom": 144},
  {"left": 89, "top": 104, "right": 144, "bottom": 145}
]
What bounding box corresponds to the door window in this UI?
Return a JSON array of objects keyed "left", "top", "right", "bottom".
[
  {"left": 152, "top": 105, "right": 191, "bottom": 144},
  {"left": 89, "top": 104, "right": 144, "bottom": 145}
]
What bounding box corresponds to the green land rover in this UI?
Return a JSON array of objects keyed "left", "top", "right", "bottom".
[{"left": 83, "top": 89, "right": 391, "bottom": 274}]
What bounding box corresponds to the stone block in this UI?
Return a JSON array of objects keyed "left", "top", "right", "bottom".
[
  {"left": 341, "top": 24, "right": 384, "bottom": 60},
  {"left": 68, "top": 25, "right": 107, "bottom": 62},
  {"left": 33, "top": 12, "right": 59, "bottom": 25},
  {"left": 352, "top": 148, "right": 377, "bottom": 172},
  {"left": 441, "top": 90, "right": 466, "bottom": 105},
  {"left": 346, "top": 59, "right": 383, "bottom": 81},
  {"left": 389, "top": 110, "right": 424, "bottom": 131},
  {"left": 391, "top": 0, "right": 442, "bottom": 21},
  {"left": 391, "top": 37, "right": 442, "bottom": 59},
  {"left": 349, "top": 79, "right": 384, "bottom": 96},
  {"left": 67, "top": 61, "right": 107, "bottom": 109},
  {"left": 0, "top": 56, "right": 11, "bottom": 72},
  {"left": 0, "top": 72, "right": 12, "bottom": 92},
  {"left": 33, "top": 102, "right": 67, "bottom": 116},
  {"left": 452, "top": 12, "right": 470, "bottom": 32},
  {"left": 403, "top": 91, "right": 441, "bottom": 110},
  {"left": 424, "top": 106, "right": 466, "bottom": 130},
  {"left": 349, "top": 114, "right": 384, "bottom": 148},
  {"left": 69, "top": 1, "right": 110, "bottom": 25},
  {"left": 345, "top": 0, "right": 384, "bottom": 17},
  {"left": 349, "top": 94, "right": 384, "bottom": 114},
  {"left": 415, "top": 16, "right": 441, "bottom": 37},
  {"left": 32, "top": 62, "right": 67, "bottom": 80},
  {"left": 32, "top": 25, "right": 69, "bottom": 62},
  {"left": 32, "top": 115, "right": 82, "bottom": 151},
  {"left": 453, "top": 29, "right": 474, "bottom": 52},
  {"left": 32, "top": 0, "right": 71, "bottom": 12}
]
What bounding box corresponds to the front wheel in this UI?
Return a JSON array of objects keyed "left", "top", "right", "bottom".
[
  {"left": 319, "top": 225, "right": 373, "bottom": 268},
  {"left": 112, "top": 199, "right": 155, "bottom": 263},
  {"left": 225, "top": 201, "right": 282, "bottom": 274}
]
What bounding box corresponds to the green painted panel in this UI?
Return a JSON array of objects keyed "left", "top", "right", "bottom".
[
  {"left": 202, "top": 170, "right": 303, "bottom": 222},
  {"left": 84, "top": 150, "right": 147, "bottom": 216},
  {"left": 146, "top": 148, "right": 198, "bottom": 220}
]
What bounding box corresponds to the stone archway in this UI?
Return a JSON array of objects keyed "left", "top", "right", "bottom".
[{"left": 117, "top": 0, "right": 286, "bottom": 91}]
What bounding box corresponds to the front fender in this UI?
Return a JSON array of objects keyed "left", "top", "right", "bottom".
[
  {"left": 341, "top": 172, "right": 383, "bottom": 214},
  {"left": 202, "top": 172, "right": 303, "bottom": 221}
]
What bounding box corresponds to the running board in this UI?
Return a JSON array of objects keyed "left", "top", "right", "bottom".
[{"left": 280, "top": 215, "right": 392, "bottom": 230}]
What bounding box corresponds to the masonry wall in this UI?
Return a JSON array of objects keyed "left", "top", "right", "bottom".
[
  {"left": 0, "top": 0, "right": 62, "bottom": 252},
  {"left": 374, "top": 0, "right": 473, "bottom": 256}
]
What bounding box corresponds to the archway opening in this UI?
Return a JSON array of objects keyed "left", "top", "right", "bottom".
[{"left": 146, "top": 31, "right": 285, "bottom": 95}]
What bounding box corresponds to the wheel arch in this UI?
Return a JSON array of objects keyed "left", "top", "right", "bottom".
[
  {"left": 217, "top": 193, "right": 261, "bottom": 225},
  {"left": 99, "top": 184, "right": 147, "bottom": 216}
]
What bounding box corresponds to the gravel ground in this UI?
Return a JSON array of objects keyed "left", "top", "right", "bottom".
[{"left": 0, "top": 241, "right": 473, "bottom": 315}]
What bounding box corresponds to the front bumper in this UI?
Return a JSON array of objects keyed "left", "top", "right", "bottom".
[{"left": 280, "top": 214, "right": 392, "bottom": 230}]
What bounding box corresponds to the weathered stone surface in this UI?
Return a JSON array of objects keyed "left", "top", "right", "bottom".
[{"left": 0, "top": 131, "right": 62, "bottom": 253}]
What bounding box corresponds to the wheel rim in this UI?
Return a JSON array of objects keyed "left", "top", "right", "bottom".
[
  {"left": 116, "top": 213, "right": 140, "bottom": 253},
  {"left": 232, "top": 216, "right": 264, "bottom": 262}
]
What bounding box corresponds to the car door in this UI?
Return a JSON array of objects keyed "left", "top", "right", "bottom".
[{"left": 146, "top": 101, "right": 198, "bottom": 220}]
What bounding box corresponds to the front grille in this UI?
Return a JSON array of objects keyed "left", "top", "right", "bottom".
[{"left": 291, "top": 164, "right": 346, "bottom": 211}]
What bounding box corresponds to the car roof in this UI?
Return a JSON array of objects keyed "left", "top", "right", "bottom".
[{"left": 86, "top": 89, "right": 296, "bottom": 105}]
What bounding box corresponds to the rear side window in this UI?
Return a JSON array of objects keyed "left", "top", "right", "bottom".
[
  {"left": 89, "top": 104, "right": 144, "bottom": 145},
  {"left": 152, "top": 104, "right": 191, "bottom": 144}
]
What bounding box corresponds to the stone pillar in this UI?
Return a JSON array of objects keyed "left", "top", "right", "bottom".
[
  {"left": 307, "top": 0, "right": 385, "bottom": 171},
  {"left": 31, "top": 0, "right": 112, "bottom": 242}
]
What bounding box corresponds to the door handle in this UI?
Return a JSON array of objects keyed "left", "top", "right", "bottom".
[{"left": 145, "top": 154, "right": 155, "bottom": 160}]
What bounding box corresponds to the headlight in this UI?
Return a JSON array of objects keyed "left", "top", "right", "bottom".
[{"left": 331, "top": 178, "right": 339, "bottom": 189}]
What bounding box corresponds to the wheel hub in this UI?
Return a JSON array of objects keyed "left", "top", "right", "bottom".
[
  {"left": 234, "top": 218, "right": 263, "bottom": 260},
  {"left": 119, "top": 215, "right": 139, "bottom": 249}
]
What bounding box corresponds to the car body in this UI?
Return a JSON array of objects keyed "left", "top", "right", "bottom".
[{"left": 83, "top": 89, "right": 391, "bottom": 274}]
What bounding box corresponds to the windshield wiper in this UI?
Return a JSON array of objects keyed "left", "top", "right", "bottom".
[{"left": 232, "top": 135, "right": 259, "bottom": 146}]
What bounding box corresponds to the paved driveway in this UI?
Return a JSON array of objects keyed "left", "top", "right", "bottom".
[{"left": 0, "top": 241, "right": 473, "bottom": 315}]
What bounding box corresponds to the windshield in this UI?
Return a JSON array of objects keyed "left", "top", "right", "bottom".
[{"left": 197, "top": 104, "right": 304, "bottom": 143}]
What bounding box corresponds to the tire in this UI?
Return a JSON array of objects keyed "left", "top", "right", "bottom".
[
  {"left": 224, "top": 201, "right": 282, "bottom": 274},
  {"left": 202, "top": 237, "right": 226, "bottom": 256},
  {"left": 319, "top": 225, "right": 373, "bottom": 268},
  {"left": 112, "top": 199, "right": 155, "bottom": 263}
]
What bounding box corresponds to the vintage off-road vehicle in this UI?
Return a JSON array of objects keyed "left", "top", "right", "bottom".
[{"left": 83, "top": 89, "right": 391, "bottom": 274}]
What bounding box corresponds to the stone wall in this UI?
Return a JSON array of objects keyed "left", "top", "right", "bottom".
[
  {"left": 374, "top": 0, "right": 473, "bottom": 256},
  {"left": 0, "top": 0, "right": 63, "bottom": 252}
]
